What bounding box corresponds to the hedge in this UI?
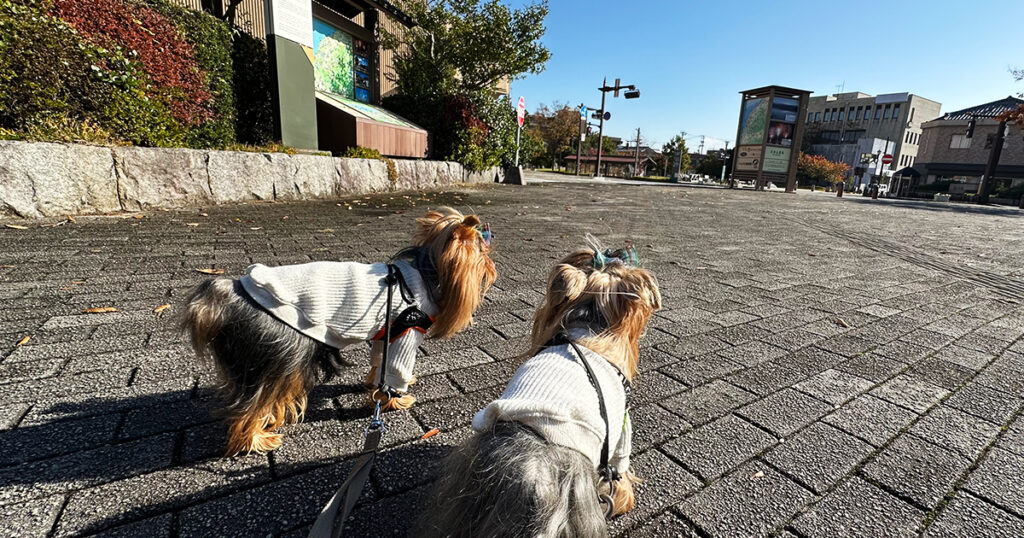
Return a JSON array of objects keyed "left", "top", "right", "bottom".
[{"left": 0, "top": 0, "right": 272, "bottom": 148}]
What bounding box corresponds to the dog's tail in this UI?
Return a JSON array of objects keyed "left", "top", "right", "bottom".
[
  {"left": 415, "top": 422, "right": 608, "bottom": 538},
  {"left": 180, "top": 277, "right": 236, "bottom": 359}
]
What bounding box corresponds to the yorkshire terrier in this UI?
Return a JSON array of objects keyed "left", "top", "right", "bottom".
[
  {"left": 181, "top": 208, "right": 496, "bottom": 455},
  {"left": 417, "top": 241, "right": 661, "bottom": 537}
]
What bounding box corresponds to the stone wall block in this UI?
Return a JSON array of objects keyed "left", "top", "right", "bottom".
[
  {"left": 0, "top": 141, "right": 119, "bottom": 218},
  {"left": 207, "top": 151, "right": 275, "bottom": 203},
  {"left": 336, "top": 157, "right": 388, "bottom": 194},
  {"left": 113, "top": 146, "right": 212, "bottom": 211}
]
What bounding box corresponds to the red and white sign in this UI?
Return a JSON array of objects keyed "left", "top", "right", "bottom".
[
  {"left": 881, "top": 154, "right": 893, "bottom": 165},
  {"left": 516, "top": 96, "right": 525, "bottom": 127}
]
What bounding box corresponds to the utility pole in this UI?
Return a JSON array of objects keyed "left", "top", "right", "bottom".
[
  {"left": 576, "top": 103, "right": 584, "bottom": 176},
  {"left": 977, "top": 119, "right": 1008, "bottom": 205},
  {"left": 595, "top": 77, "right": 607, "bottom": 177},
  {"left": 698, "top": 135, "right": 705, "bottom": 154},
  {"left": 634, "top": 127, "right": 641, "bottom": 177},
  {"left": 721, "top": 141, "right": 730, "bottom": 183}
]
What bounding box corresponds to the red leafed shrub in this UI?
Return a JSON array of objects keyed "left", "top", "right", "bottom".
[
  {"left": 51, "top": 0, "right": 211, "bottom": 125},
  {"left": 444, "top": 94, "right": 488, "bottom": 145}
]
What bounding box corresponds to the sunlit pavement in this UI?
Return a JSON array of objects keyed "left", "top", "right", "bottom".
[{"left": 2, "top": 182, "right": 1023, "bottom": 537}]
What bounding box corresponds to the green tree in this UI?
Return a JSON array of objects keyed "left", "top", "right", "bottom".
[
  {"left": 660, "top": 132, "right": 691, "bottom": 176},
  {"left": 527, "top": 102, "right": 579, "bottom": 169},
  {"left": 696, "top": 153, "right": 727, "bottom": 178},
  {"left": 582, "top": 133, "right": 617, "bottom": 154},
  {"left": 380, "top": 0, "right": 550, "bottom": 170}
]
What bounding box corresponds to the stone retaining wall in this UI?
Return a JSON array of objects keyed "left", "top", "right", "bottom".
[{"left": 0, "top": 141, "right": 504, "bottom": 218}]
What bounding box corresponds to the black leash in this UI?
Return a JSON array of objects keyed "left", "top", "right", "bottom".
[
  {"left": 308, "top": 264, "right": 409, "bottom": 538},
  {"left": 550, "top": 333, "right": 627, "bottom": 519}
]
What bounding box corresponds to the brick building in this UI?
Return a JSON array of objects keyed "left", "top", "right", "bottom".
[
  {"left": 803, "top": 92, "right": 941, "bottom": 188},
  {"left": 913, "top": 96, "right": 1024, "bottom": 196}
]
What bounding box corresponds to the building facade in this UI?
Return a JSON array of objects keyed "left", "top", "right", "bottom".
[
  {"left": 803, "top": 92, "right": 941, "bottom": 187},
  {"left": 914, "top": 96, "right": 1024, "bottom": 197}
]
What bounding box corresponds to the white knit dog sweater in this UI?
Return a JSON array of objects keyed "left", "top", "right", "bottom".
[
  {"left": 473, "top": 330, "right": 632, "bottom": 473},
  {"left": 240, "top": 259, "right": 436, "bottom": 392}
]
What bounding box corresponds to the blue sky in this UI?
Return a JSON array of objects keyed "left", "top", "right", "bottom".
[{"left": 508, "top": 0, "right": 1022, "bottom": 152}]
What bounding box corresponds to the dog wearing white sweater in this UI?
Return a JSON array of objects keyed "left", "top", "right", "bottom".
[
  {"left": 416, "top": 244, "right": 661, "bottom": 537},
  {"left": 180, "top": 208, "right": 496, "bottom": 455}
]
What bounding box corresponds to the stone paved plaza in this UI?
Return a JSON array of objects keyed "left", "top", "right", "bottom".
[{"left": 2, "top": 181, "right": 1023, "bottom": 537}]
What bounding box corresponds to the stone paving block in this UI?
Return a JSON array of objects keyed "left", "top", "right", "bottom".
[
  {"left": 932, "top": 345, "right": 997, "bottom": 370},
  {"left": 737, "top": 388, "right": 832, "bottom": 438},
  {"left": 630, "top": 403, "right": 691, "bottom": 453},
  {"left": 900, "top": 329, "right": 956, "bottom": 351},
  {"left": 0, "top": 433, "right": 174, "bottom": 505},
  {"left": 444, "top": 358, "right": 518, "bottom": 393},
  {"left": 660, "top": 380, "right": 756, "bottom": 426},
  {"left": 711, "top": 324, "right": 771, "bottom": 346},
  {"left": 661, "top": 414, "right": 776, "bottom": 481},
  {"left": 858, "top": 304, "right": 902, "bottom": 318},
  {"left": 945, "top": 382, "right": 1022, "bottom": 426},
  {"left": 616, "top": 510, "right": 699, "bottom": 538},
  {"left": 87, "top": 513, "right": 173, "bottom": 538},
  {"left": 815, "top": 334, "right": 875, "bottom": 358},
  {"left": 861, "top": 434, "right": 972, "bottom": 509},
  {"left": 659, "top": 354, "right": 743, "bottom": 387},
  {"left": 55, "top": 455, "right": 269, "bottom": 536},
  {"left": 871, "top": 374, "right": 950, "bottom": 413},
  {"left": 477, "top": 335, "right": 530, "bottom": 361},
  {"left": 116, "top": 399, "right": 214, "bottom": 441},
  {"left": 21, "top": 377, "right": 193, "bottom": 427},
  {"left": 906, "top": 359, "right": 975, "bottom": 391},
  {"left": 791, "top": 477, "right": 923, "bottom": 538},
  {"left": 605, "top": 449, "right": 702, "bottom": 535},
  {"left": 0, "top": 495, "right": 64, "bottom": 537},
  {"left": 759, "top": 328, "right": 819, "bottom": 352},
  {"left": 999, "top": 416, "right": 1024, "bottom": 457},
  {"left": 964, "top": 447, "right": 1024, "bottom": 516},
  {"left": 658, "top": 334, "right": 731, "bottom": 359},
  {"left": 764, "top": 421, "right": 874, "bottom": 494},
  {"left": 781, "top": 346, "right": 847, "bottom": 375},
  {"left": 974, "top": 361, "right": 1024, "bottom": 397},
  {"left": 410, "top": 387, "right": 502, "bottom": 433},
  {"left": 872, "top": 339, "right": 933, "bottom": 363},
  {"left": 0, "top": 413, "right": 119, "bottom": 466},
  {"left": 678, "top": 461, "right": 814, "bottom": 538},
  {"left": 835, "top": 352, "right": 906, "bottom": 382},
  {"left": 907, "top": 405, "right": 1001, "bottom": 459},
  {"left": 405, "top": 373, "right": 461, "bottom": 403},
  {"left": 339, "top": 483, "right": 429, "bottom": 538},
  {"left": 726, "top": 360, "right": 806, "bottom": 396},
  {"left": 0, "top": 404, "right": 28, "bottom": 431},
  {"left": 717, "top": 340, "right": 788, "bottom": 367},
  {"left": 371, "top": 426, "right": 474, "bottom": 497},
  {"left": 823, "top": 395, "right": 918, "bottom": 447},
  {"left": 637, "top": 347, "right": 681, "bottom": 373},
  {"left": 794, "top": 368, "right": 873, "bottom": 405},
  {"left": 924, "top": 492, "right": 1024, "bottom": 537}
]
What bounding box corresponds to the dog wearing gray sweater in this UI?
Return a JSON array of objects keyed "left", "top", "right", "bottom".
[
  {"left": 416, "top": 244, "right": 661, "bottom": 537},
  {"left": 180, "top": 208, "right": 496, "bottom": 455}
]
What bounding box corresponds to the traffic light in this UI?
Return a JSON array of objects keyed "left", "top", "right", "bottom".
[
  {"left": 966, "top": 117, "right": 976, "bottom": 138},
  {"left": 624, "top": 90, "right": 641, "bottom": 99},
  {"left": 587, "top": 126, "right": 592, "bottom": 135}
]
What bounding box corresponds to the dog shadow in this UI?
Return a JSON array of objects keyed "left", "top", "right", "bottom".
[{"left": 0, "top": 378, "right": 435, "bottom": 536}]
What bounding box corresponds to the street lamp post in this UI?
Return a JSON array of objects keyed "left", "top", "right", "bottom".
[{"left": 594, "top": 77, "right": 641, "bottom": 178}]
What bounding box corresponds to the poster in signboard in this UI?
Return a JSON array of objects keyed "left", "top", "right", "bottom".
[
  {"left": 766, "top": 121, "right": 795, "bottom": 147},
  {"left": 763, "top": 146, "right": 791, "bottom": 173},
  {"left": 735, "top": 145, "right": 763, "bottom": 171},
  {"left": 268, "top": 0, "right": 313, "bottom": 47},
  {"left": 770, "top": 97, "right": 800, "bottom": 122},
  {"left": 739, "top": 98, "right": 768, "bottom": 145}
]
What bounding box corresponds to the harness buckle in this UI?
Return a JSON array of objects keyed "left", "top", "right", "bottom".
[{"left": 366, "top": 399, "right": 385, "bottom": 436}]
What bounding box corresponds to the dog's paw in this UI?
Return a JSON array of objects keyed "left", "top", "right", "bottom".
[{"left": 368, "top": 389, "right": 417, "bottom": 411}]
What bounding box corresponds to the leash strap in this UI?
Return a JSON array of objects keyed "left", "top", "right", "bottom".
[
  {"left": 308, "top": 424, "right": 382, "bottom": 538},
  {"left": 555, "top": 333, "right": 623, "bottom": 518}
]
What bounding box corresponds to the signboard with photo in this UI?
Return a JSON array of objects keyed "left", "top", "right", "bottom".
[
  {"left": 763, "top": 146, "right": 791, "bottom": 173},
  {"left": 735, "top": 145, "right": 763, "bottom": 171},
  {"left": 739, "top": 98, "right": 768, "bottom": 145}
]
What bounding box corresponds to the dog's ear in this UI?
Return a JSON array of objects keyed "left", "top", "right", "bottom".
[
  {"left": 547, "top": 263, "right": 587, "bottom": 305},
  {"left": 414, "top": 207, "right": 462, "bottom": 246},
  {"left": 430, "top": 212, "right": 495, "bottom": 339},
  {"left": 460, "top": 214, "right": 481, "bottom": 228}
]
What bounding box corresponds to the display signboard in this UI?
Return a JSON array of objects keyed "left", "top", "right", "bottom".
[
  {"left": 267, "top": 0, "right": 313, "bottom": 48},
  {"left": 735, "top": 145, "right": 763, "bottom": 171},
  {"left": 763, "top": 147, "right": 791, "bottom": 173}
]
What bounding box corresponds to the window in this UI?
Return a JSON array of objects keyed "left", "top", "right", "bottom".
[
  {"left": 864, "top": 106, "right": 872, "bottom": 121},
  {"left": 883, "top": 105, "right": 891, "bottom": 119},
  {"left": 950, "top": 134, "right": 971, "bottom": 149},
  {"left": 821, "top": 131, "right": 841, "bottom": 143},
  {"left": 892, "top": 104, "right": 900, "bottom": 120},
  {"left": 831, "top": 109, "right": 837, "bottom": 121},
  {"left": 815, "top": 112, "right": 821, "bottom": 122},
  {"left": 808, "top": 112, "right": 813, "bottom": 122},
  {"left": 909, "top": 107, "right": 915, "bottom": 122},
  {"left": 839, "top": 109, "right": 845, "bottom": 121},
  {"left": 855, "top": 106, "right": 862, "bottom": 120},
  {"left": 849, "top": 106, "right": 856, "bottom": 120},
  {"left": 874, "top": 106, "right": 883, "bottom": 120}
]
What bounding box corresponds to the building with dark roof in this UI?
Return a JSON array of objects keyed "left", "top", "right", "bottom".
[{"left": 913, "top": 96, "right": 1024, "bottom": 198}]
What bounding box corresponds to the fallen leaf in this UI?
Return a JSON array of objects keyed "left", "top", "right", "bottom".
[
  {"left": 90, "top": 249, "right": 102, "bottom": 253},
  {"left": 836, "top": 318, "right": 851, "bottom": 328},
  {"left": 807, "top": 253, "right": 817, "bottom": 257},
  {"left": 315, "top": 229, "right": 335, "bottom": 233},
  {"left": 196, "top": 268, "right": 225, "bottom": 275},
  {"left": 133, "top": 214, "right": 144, "bottom": 219},
  {"left": 5, "top": 224, "right": 28, "bottom": 230},
  {"left": 0, "top": 264, "right": 15, "bottom": 269},
  {"left": 66, "top": 215, "right": 77, "bottom": 223},
  {"left": 153, "top": 304, "right": 171, "bottom": 314},
  {"left": 696, "top": 266, "right": 708, "bottom": 270},
  {"left": 16, "top": 335, "right": 30, "bottom": 346},
  {"left": 249, "top": 227, "right": 263, "bottom": 231},
  {"left": 420, "top": 428, "right": 440, "bottom": 440},
  {"left": 71, "top": 280, "right": 86, "bottom": 285},
  {"left": 200, "top": 212, "right": 208, "bottom": 217},
  {"left": 186, "top": 223, "right": 200, "bottom": 227},
  {"left": 750, "top": 470, "right": 765, "bottom": 479},
  {"left": 82, "top": 307, "right": 118, "bottom": 314}
]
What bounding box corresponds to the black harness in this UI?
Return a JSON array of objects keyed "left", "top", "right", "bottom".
[
  {"left": 547, "top": 332, "right": 631, "bottom": 519},
  {"left": 309, "top": 263, "right": 431, "bottom": 538}
]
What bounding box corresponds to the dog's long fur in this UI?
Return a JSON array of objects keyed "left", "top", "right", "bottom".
[
  {"left": 416, "top": 247, "right": 660, "bottom": 537},
  {"left": 181, "top": 208, "right": 495, "bottom": 455}
]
